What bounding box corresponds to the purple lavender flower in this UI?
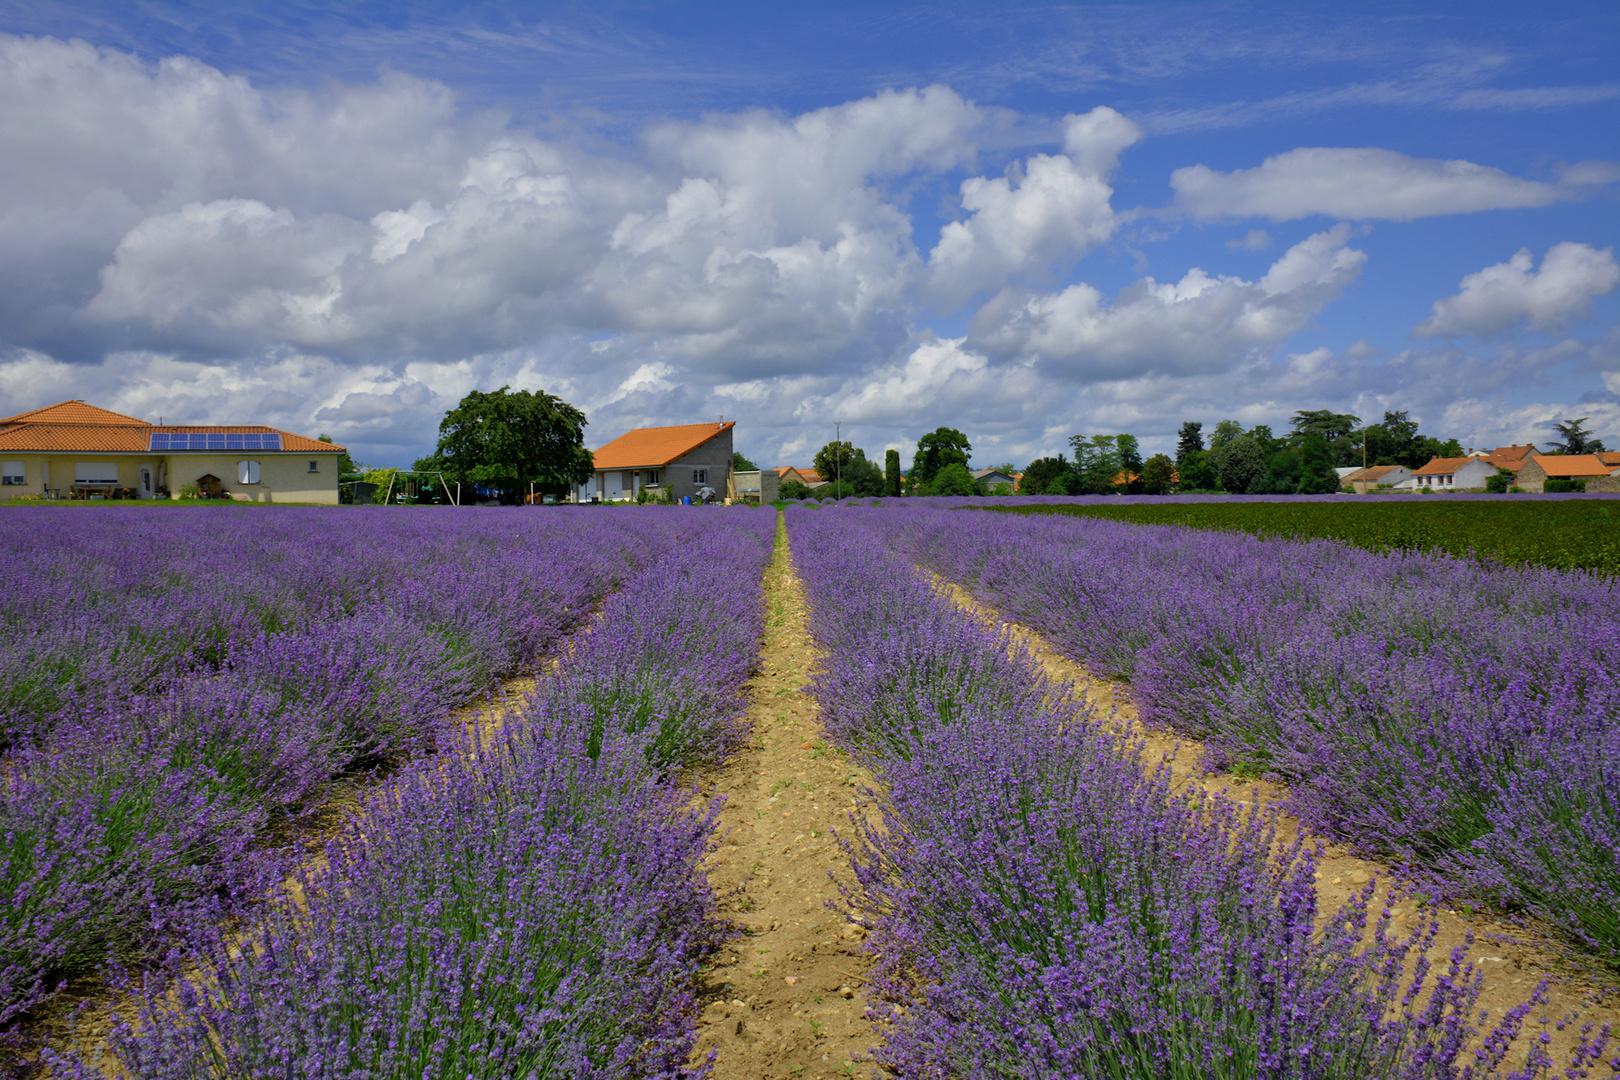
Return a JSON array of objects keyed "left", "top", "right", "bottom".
[{"left": 788, "top": 505, "right": 1582, "bottom": 1078}]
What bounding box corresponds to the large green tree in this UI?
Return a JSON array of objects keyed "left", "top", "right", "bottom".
[
  {"left": 884, "top": 449, "right": 902, "bottom": 497},
  {"left": 1217, "top": 435, "right": 1266, "bottom": 494},
  {"left": 1068, "top": 434, "right": 1121, "bottom": 494},
  {"left": 813, "top": 441, "right": 856, "bottom": 485},
  {"left": 848, "top": 450, "right": 885, "bottom": 496},
  {"left": 1175, "top": 421, "right": 1204, "bottom": 466},
  {"left": 1140, "top": 453, "right": 1175, "bottom": 495},
  {"left": 1208, "top": 420, "right": 1245, "bottom": 451},
  {"left": 1296, "top": 432, "right": 1341, "bottom": 494},
  {"left": 911, "top": 427, "right": 971, "bottom": 485},
  {"left": 1290, "top": 409, "right": 1362, "bottom": 466},
  {"left": 928, "top": 462, "right": 978, "bottom": 496},
  {"left": 733, "top": 451, "right": 758, "bottom": 471},
  {"left": 433, "top": 386, "right": 593, "bottom": 504},
  {"left": 1246, "top": 424, "right": 1281, "bottom": 455},
  {"left": 1116, "top": 434, "right": 1143, "bottom": 477},
  {"left": 1177, "top": 449, "right": 1220, "bottom": 491},
  {"left": 1019, "top": 455, "right": 1074, "bottom": 495},
  {"left": 1548, "top": 416, "right": 1607, "bottom": 455}
]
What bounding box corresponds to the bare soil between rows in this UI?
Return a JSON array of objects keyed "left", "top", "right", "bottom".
[
  {"left": 934, "top": 575, "right": 1619, "bottom": 1070},
  {"left": 686, "top": 521, "right": 884, "bottom": 1080}
]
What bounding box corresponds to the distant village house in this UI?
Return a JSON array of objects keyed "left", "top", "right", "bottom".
[
  {"left": 1377, "top": 443, "right": 1620, "bottom": 493},
  {"left": 972, "top": 468, "right": 1017, "bottom": 490},
  {"left": 0, "top": 400, "right": 343, "bottom": 503},
  {"left": 1341, "top": 464, "right": 1414, "bottom": 493},
  {"left": 576, "top": 421, "right": 734, "bottom": 503},
  {"left": 1515, "top": 453, "right": 1618, "bottom": 493}
]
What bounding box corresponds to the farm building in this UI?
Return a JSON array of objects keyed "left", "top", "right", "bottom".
[
  {"left": 0, "top": 400, "right": 343, "bottom": 503},
  {"left": 1397, "top": 455, "right": 1500, "bottom": 492},
  {"left": 1342, "top": 464, "right": 1414, "bottom": 492},
  {"left": 774, "top": 466, "right": 822, "bottom": 487},
  {"left": 576, "top": 421, "right": 734, "bottom": 502},
  {"left": 972, "top": 468, "right": 1017, "bottom": 490},
  {"left": 732, "top": 469, "right": 781, "bottom": 505},
  {"left": 1515, "top": 453, "right": 1617, "bottom": 493}
]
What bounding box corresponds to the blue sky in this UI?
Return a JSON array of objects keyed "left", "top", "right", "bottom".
[{"left": 0, "top": 2, "right": 1615, "bottom": 468}]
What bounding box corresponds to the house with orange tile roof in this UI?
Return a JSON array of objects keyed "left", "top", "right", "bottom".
[
  {"left": 0, "top": 400, "right": 343, "bottom": 503},
  {"left": 1341, "top": 463, "right": 1413, "bottom": 492},
  {"left": 1396, "top": 454, "right": 1497, "bottom": 491},
  {"left": 577, "top": 421, "right": 734, "bottom": 502},
  {"left": 772, "top": 466, "right": 821, "bottom": 485},
  {"left": 1515, "top": 453, "right": 1617, "bottom": 493}
]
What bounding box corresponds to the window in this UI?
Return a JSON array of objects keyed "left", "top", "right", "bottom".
[
  {"left": 237, "top": 460, "right": 261, "bottom": 485},
  {"left": 74, "top": 462, "right": 118, "bottom": 484},
  {"left": 648, "top": 470, "right": 660, "bottom": 485},
  {"left": 307, "top": 460, "right": 319, "bottom": 473},
  {"left": 1, "top": 461, "right": 23, "bottom": 486},
  {"left": 692, "top": 468, "right": 707, "bottom": 485}
]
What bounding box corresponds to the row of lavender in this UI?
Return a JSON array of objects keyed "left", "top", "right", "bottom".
[
  {"left": 0, "top": 508, "right": 695, "bottom": 1032},
  {"left": 53, "top": 507, "right": 778, "bottom": 1077},
  {"left": 874, "top": 503, "right": 1620, "bottom": 964},
  {"left": 786, "top": 507, "right": 1595, "bottom": 1078}
]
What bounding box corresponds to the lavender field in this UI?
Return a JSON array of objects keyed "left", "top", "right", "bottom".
[
  {"left": 869, "top": 502, "right": 1620, "bottom": 966},
  {"left": 52, "top": 507, "right": 777, "bottom": 1077},
  {"left": 0, "top": 506, "right": 750, "bottom": 1050},
  {"left": 788, "top": 505, "right": 1614, "bottom": 1079},
  {"left": 6, "top": 501, "right": 1618, "bottom": 1077}
]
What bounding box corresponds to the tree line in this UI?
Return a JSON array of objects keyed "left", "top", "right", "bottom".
[{"left": 336, "top": 384, "right": 1610, "bottom": 504}]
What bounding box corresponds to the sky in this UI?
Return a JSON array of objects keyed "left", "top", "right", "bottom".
[{"left": 0, "top": 1, "right": 1616, "bottom": 470}]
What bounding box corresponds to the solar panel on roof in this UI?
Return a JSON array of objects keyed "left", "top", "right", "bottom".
[{"left": 147, "top": 431, "right": 283, "bottom": 451}]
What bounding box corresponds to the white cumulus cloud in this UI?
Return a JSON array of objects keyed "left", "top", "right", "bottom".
[
  {"left": 1415, "top": 242, "right": 1620, "bottom": 337},
  {"left": 976, "top": 225, "right": 1366, "bottom": 380},
  {"left": 927, "top": 107, "right": 1141, "bottom": 302},
  {"left": 1171, "top": 147, "right": 1579, "bottom": 221}
]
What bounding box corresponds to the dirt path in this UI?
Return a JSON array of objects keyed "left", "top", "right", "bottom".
[
  {"left": 933, "top": 576, "right": 1619, "bottom": 1068},
  {"left": 688, "top": 517, "right": 883, "bottom": 1080}
]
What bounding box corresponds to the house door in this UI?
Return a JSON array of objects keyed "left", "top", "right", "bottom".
[{"left": 139, "top": 468, "right": 152, "bottom": 498}]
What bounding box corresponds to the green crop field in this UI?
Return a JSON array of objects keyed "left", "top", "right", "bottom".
[{"left": 990, "top": 498, "right": 1620, "bottom": 576}]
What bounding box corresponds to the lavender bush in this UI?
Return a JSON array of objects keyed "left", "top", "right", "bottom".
[
  {"left": 787, "top": 506, "right": 1592, "bottom": 1078},
  {"left": 0, "top": 508, "right": 698, "bottom": 1031},
  {"left": 52, "top": 508, "right": 777, "bottom": 1077},
  {"left": 870, "top": 504, "right": 1620, "bottom": 965}
]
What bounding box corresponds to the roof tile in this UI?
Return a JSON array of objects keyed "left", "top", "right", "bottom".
[
  {"left": 1530, "top": 453, "right": 1614, "bottom": 478},
  {"left": 592, "top": 422, "right": 734, "bottom": 469},
  {"left": 0, "top": 402, "right": 343, "bottom": 453},
  {"left": 0, "top": 400, "right": 150, "bottom": 427}
]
